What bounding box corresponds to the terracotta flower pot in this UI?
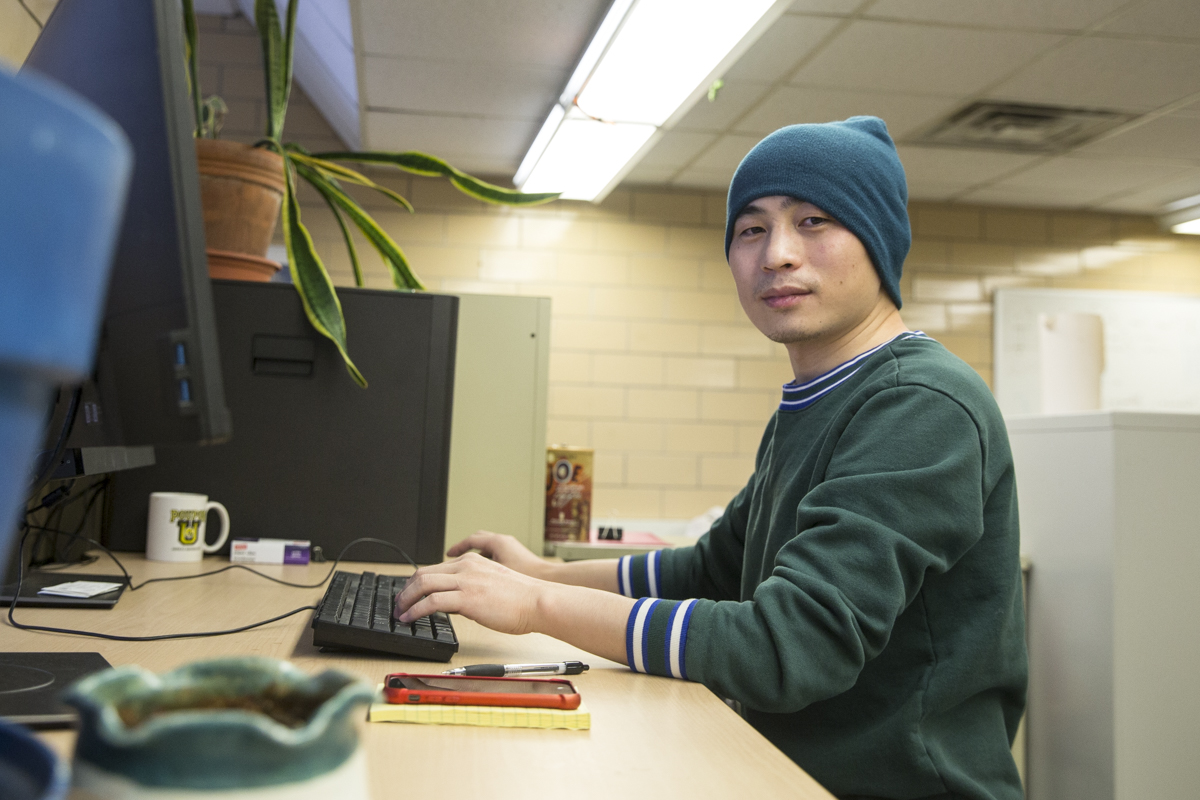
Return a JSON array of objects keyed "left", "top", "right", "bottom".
[{"left": 195, "top": 139, "right": 285, "bottom": 282}]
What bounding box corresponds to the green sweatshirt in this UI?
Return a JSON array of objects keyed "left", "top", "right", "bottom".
[{"left": 617, "top": 333, "right": 1026, "bottom": 800}]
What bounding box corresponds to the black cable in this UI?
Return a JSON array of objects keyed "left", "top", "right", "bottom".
[
  {"left": 27, "top": 387, "right": 81, "bottom": 499},
  {"left": 55, "top": 478, "right": 107, "bottom": 567},
  {"left": 23, "top": 475, "right": 413, "bottom": 587},
  {"left": 24, "top": 477, "right": 103, "bottom": 569},
  {"left": 127, "top": 537, "right": 416, "bottom": 591},
  {"left": 7, "top": 528, "right": 418, "bottom": 642}
]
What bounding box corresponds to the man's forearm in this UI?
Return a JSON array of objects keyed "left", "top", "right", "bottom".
[
  {"left": 536, "top": 558, "right": 621, "bottom": 593},
  {"left": 535, "top": 582, "right": 634, "bottom": 664}
]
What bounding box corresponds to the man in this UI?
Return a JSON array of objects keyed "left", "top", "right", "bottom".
[{"left": 396, "top": 117, "right": 1027, "bottom": 800}]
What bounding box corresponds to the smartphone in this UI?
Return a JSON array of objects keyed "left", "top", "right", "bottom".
[{"left": 384, "top": 673, "right": 581, "bottom": 709}]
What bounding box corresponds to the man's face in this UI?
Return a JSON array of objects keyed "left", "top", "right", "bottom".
[{"left": 727, "top": 195, "right": 888, "bottom": 347}]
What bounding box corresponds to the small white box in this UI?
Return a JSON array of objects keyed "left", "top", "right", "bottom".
[{"left": 230, "top": 538, "right": 311, "bottom": 565}]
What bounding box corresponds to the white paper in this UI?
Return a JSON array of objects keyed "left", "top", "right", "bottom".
[
  {"left": 37, "top": 581, "right": 124, "bottom": 598},
  {"left": 1039, "top": 312, "right": 1105, "bottom": 414}
]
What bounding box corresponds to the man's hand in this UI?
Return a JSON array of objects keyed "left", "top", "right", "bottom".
[
  {"left": 446, "top": 530, "right": 550, "bottom": 579},
  {"left": 396, "top": 552, "right": 543, "bottom": 634},
  {"left": 446, "top": 530, "right": 621, "bottom": 593},
  {"left": 394, "top": 551, "right": 634, "bottom": 663}
]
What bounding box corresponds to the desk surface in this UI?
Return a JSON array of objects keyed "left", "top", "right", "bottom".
[{"left": 3, "top": 555, "right": 832, "bottom": 800}]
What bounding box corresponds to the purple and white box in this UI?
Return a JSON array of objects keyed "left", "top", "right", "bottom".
[{"left": 230, "top": 538, "right": 311, "bottom": 565}]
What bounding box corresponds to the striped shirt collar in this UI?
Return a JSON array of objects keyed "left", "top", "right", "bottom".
[{"left": 779, "top": 331, "right": 931, "bottom": 411}]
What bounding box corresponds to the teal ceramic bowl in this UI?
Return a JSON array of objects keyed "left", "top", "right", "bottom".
[{"left": 63, "top": 658, "right": 374, "bottom": 796}]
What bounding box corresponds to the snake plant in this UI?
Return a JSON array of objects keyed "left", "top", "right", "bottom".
[{"left": 182, "top": 0, "right": 559, "bottom": 386}]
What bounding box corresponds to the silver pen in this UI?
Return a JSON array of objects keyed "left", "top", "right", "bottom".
[{"left": 443, "top": 660, "right": 589, "bottom": 677}]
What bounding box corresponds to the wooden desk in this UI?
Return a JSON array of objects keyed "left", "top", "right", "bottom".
[{"left": 3, "top": 555, "right": 832, "bottom": 799}]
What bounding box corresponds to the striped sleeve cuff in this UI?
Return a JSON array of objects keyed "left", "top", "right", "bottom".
[
  {"left": 625, "top": 597, "right": 698, "bottom": 680},
  {"left": 616, "top": 551, "right": 662, "bottom": 598}
]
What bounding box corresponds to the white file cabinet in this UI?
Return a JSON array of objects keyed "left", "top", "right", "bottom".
[{"left": 1008, "top": 412, "right": 1200, "bottom": 800}]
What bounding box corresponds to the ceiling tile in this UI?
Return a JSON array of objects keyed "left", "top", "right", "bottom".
[
  {"left": 788, "top": 0, "right": 870, "bottom": 14},
  {"left": 671, "top": 81, "right": 772, "bottom": 133},
  {"left": 734, "top": 85, "right": 959, "bottom": 138},
  {"left": 980, "top": 156, "right": 1188, "bottom": 204},
  {"left": 363, "top": 55, "right": 561, "bottom": 118},
  {"left": 623, "top": 165, "right": 680, "bottom": 185},
  {"left": 690, "top": 134, "right": 763, "bottom": 173},
  {"left": 906, "top": 181, "right": 977, "bottom": 202},
  {"left": 637, "top": 131, "right": 720, "bottom": 170},
  {"left": 672, "top": 170, "right": 735, "bottom": 190},
  {"left": 1073, "top": 114, "right": 1200, "bottom": 162},
  {"left": 344, "top": 0, "right": 1200, "bottom": 209},
  {"left": 988, "top": 37, "right": 1200, "bottom": 113},
  {"left": 364, "top": 111, "right": 534, "bottom": 174},
  {"left": 358, "top": 0, "right": 606, "bottom": 68},
  {"left": 788, "top": 20, "right": 1063, "bottom": 97},
  {"left": 1092, "top": 168, "right": 1200, "bottom": 213},
  {"left": 1099, "top": 0, "right": 1200, "bottom": 40},
  {"left": 958, "top": 185, "right": 1105, "bottom": 207},
  {"left": 896, "top": 145, "right": 1041, "bottom": 187},
  {"left": 723, "top": 14, "right": 842, "bottom": 83},
  {"left": 865, "top": 0, "right": 1129, "bottom": 32}
]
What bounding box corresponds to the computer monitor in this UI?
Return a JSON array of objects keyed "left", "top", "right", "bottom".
[
  {"left": 4, "top": 0, "right": 229, "bottom": 589},
  {"left": 2, "top": 0, "right": 235, "bottom": 720},
  {"left": 23, "top": 0, "right": 231, "bottom": 460}
]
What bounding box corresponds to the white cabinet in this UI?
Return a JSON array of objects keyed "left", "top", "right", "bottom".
[{"left": 1008, "top": 412, "right": 1200, "bottom": 800}]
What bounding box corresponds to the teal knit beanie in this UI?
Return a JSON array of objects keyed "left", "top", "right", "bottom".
[{"left": 724, "top": 116, "right": 910, "bottom": 309}]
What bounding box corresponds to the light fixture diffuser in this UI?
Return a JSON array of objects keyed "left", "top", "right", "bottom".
[
  {"left": 517, "top": 0, "right": 790, "bottom": 202},
  {"left": 521, "top": 111, "right": 657, "bottom": 201},
  {"left": 1160, "top": 193, "right": 1200, "bottom": 235},
  {"left": 576, "top": 0, "right": 779, "bottom": 126}
]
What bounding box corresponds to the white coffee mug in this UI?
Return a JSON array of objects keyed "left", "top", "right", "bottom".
[{"left": 146, "top": 492, "right": 231, "bottom": 562}]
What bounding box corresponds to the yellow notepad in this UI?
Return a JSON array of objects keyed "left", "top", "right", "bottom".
[{"left": 368, "top": 690, "right": 589, "bottom": 730}]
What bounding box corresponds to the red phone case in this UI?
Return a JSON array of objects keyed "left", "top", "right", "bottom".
[{"left": 383, "top": 673, "right": 581, "bottom": 709}]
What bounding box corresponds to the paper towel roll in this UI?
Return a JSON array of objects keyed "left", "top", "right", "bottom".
[{"left": 1039, "top": 312, "right": 1105, "bottom": 413}]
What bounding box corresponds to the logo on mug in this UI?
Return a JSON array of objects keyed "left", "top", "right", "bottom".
[{"left": 171, "top": 509, "right": 205, "bottom": 546}]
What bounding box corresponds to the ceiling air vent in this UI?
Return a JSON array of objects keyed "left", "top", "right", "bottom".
[{"left": 913, "top": 101, "right": 1136, "bottom": 152}]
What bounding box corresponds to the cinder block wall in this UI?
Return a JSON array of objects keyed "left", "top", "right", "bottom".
[{"left": 201, "top": 14, "right": 1200, "bottom": 521}]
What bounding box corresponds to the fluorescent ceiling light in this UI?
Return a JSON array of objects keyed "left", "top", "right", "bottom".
[
  {"left": 578, "top": 0, "right": 778, "bottom": 126},
  {"left": 521, "top": 111, "right": 656, "bottom": 201},
  {"left": 517, "top": 0, "right": 789, "bottom": 202},
  {"left": 1159, "top": 194, "right": 1200, "bottom": 235},
  {"left": 1164, "top": 193, "right": 1200, "bottom": 213}
]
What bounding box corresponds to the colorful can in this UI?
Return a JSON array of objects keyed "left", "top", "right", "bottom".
[{"left": 544, "top": 446, "right": 593, "bottom": 552}]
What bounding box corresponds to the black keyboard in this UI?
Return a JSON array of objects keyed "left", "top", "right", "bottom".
[{"left": 311, "top": 571, "right": 458, "bottom": 662}]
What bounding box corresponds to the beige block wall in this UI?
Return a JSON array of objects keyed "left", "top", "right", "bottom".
[
  {"left": 314, "top": 181, "right": 1200, "bottom": 522},
  {"left": 161, "top": 17, "right": 1200, "bottom": 521}
]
